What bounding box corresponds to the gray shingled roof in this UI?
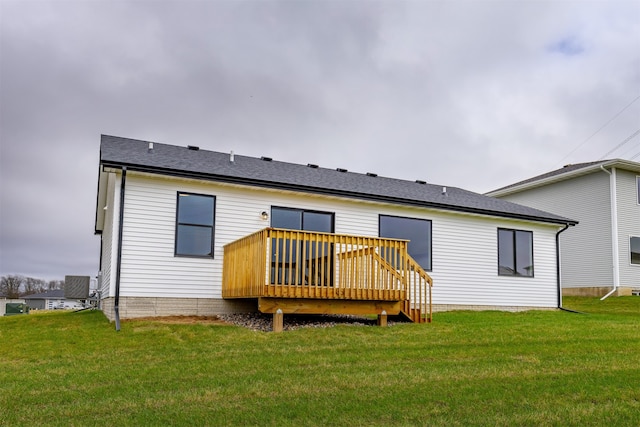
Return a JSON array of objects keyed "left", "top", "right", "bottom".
[
  {"left": 487, "top": 158, "right": 640, "bottom": 196},
  {"left": 23, "top": 289, "right": 65, "bottom": 299},
  {"left": 99, "top": 135, "right": 576, "bottom": 225},
  {"left": 488, "top": 160, "right": 610, "bottom": 194}
]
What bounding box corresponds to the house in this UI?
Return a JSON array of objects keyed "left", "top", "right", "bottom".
[
  {"left": 95, "top": 135, "right": 577, "bottom": 327},
  {"left": 487, "top": 159, "right": 640, "bottom": 297},
  {"left": 23, "top": 289, "right": 85, "bottom": 310}
]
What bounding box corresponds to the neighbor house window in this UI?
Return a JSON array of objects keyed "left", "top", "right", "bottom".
[
  {"left": 498, "top": 228, "right": 534, "bottom": 277},
  {"left": 175, "top": 192, "right": 215, "bottom": 257},
  {"left": 631, "top": 236, "right": 640, "bottom": 265},
  {"left": 379, "top": 215, "right": 432, "bottom": 271}
]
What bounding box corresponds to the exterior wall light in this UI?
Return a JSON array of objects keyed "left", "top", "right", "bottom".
[{"left": 261, "top": 211, "right": 269, "bottom": 220}]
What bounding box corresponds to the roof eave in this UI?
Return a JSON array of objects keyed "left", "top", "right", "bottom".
[
  {"left": 486, "top": 162, "right": 607, "bottom": 197},
  {"left": 100, "top": 160, "right": 577, "bottom": 227},
  {"left": 487, "top": 159, "right": 640, "bottom": 197}
]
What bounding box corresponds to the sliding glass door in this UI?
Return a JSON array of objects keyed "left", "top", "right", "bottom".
[{"left": 270, "top": 207, "right": 334, "bottom": 286}]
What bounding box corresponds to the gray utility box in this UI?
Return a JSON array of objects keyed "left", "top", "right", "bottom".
[
  {"left": 65, "top": 275, "right": 90, "bottom": 299},
  {"left": 5, "top": 303, "right": 29, "bottom": 316}
]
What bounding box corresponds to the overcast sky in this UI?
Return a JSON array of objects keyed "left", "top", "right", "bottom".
[{"left": 1, "top": 0, "right": 639, "bottom": 281}]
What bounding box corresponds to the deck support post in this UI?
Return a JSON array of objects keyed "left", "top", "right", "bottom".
[
  {"left": 377, "top": 310, "right": 388, "bottom": 327},
  {"left": 273, "top": 308, "right": 284, "bottom": 333}
]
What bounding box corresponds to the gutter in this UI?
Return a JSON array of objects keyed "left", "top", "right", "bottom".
[
  {"left": 556, "top": 223, "right": 571, "bottom": 308},
  {"left": 599, "top": 165, "right": 620, "bottom": 300},
  {"left": 114, "top": 167, "right": 127, "bottom": 331}
]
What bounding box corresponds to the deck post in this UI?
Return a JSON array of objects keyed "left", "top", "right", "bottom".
[
  {"left": 377, "top": 310, "right": 388, "bottom": 327},
  {"left": 273, "top": 308, "right": 284, "bottom": 333}
]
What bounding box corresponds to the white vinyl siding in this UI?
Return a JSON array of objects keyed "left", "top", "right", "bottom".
[
  {"left": 115, "top": 172, "right": 561, "bottom": 308},
  {"left": 99, "top": 173, "right": 118, "bottom": 298},
  {"left": 615, "top": 170, "right": 640, "bottom": 286},
  {"left": 497, "top": 172, "right": 612, "bottom": 288},
  {"left": 429, "top": 214, "right": 556, "bottom": 307}
]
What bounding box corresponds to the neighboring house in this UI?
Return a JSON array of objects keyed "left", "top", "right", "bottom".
[
  {"left": 23, "top": 289, "right": 85, "bottom": 310},
  {"left": 487, "top": 159, "right": 640, "bottom": 297},
  {"left": 95, "top": 135, "right": 576, "bottom": 325}
]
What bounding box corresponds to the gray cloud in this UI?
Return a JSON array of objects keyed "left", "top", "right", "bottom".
[{"left": 1, "top": 0, "right": 638, "bottom": 279}]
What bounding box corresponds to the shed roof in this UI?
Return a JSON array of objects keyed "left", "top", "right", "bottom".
[{"left": 98, "top": 135, "right": 576, "bottom": 226}]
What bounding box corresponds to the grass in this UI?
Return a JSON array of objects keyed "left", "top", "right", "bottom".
[{"left": 1, "top": 297, "right": 639, "bottom": 426}]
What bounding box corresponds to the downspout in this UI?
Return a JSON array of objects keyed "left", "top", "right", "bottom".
[
  {"left": 600, "top": 165, "right": 619, "bottom": 300},
  {"left": 114, "top": 167, "right": 127, "bottom": 331},
  {"left": 556, "top": 223, "right": 571, "bottom": 308}
]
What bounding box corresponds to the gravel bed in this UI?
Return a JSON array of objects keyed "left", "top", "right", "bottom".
[{"left": 217, "top": 312, "right": 400, "bottom": 332}]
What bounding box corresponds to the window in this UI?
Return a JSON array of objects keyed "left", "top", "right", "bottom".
[
  {"left": 175, "top": 192, "right": 215, "bottom": 257},
  {"left": 631, "top": 236, "right": 640, "bottom": 265},
  {"left": 379, "top": 215, "right": 432, "bottom": 270},
  {"left": 271, "top": 207, "right": 334, "bottom": 232},
  {"left": 498, "top": 228, "right": 534, "bottom": 277}
]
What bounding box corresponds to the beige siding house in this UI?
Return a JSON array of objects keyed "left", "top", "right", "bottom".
[
  {"left": 487, "top": 159, "right": 640, "bottom": 297},
  {"left": 95, "top": 135, "right": 577, "bottom": 325}
]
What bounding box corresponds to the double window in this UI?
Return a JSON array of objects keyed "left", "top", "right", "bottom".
[
  {"left": 175, "top": 192, "right": 215, "bottom": 257},
  {"left": 631, "top": 236, "right": 640, "bottom": 265},
  {"left": 379, "top": 215, "right": 432, "bottom": 271},
  {"left": 498, "top": 228, "right": 534, "bottom": 277}
]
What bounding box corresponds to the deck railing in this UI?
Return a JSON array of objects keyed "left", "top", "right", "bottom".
[{"left": 222, "top": 228, "right": 432, "bottom": 322}]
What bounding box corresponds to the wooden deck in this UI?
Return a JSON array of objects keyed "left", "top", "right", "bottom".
[{"left": 222, "top": 228, "right": 433, "bottom": 325}]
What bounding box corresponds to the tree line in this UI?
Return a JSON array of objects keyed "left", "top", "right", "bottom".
[{"left": 0, "top": 275, "right": 65, "bottom": 299}]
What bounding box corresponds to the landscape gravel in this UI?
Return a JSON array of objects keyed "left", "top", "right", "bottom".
[{"left": 217, "top": 312, "right": 400, "bottom": 332}]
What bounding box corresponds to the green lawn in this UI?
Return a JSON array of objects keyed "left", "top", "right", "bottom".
[{"left": 1, "top": 297, "right": 639, "bottom": 426}]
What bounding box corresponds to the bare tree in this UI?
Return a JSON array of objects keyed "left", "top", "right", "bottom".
[
  {"left": 23, "top": 277, "right": 47, "bottom": 295},
  {"left": 0, "top": 275, "right": 24, "bottom": 298},
  {"left": 47, "top": 279, "right": 65, "bottom": 291}
]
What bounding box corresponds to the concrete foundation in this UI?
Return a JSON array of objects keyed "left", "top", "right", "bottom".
[
  {"left": 100, "top": 297, "right": 257, "bottom": 321},
  {"left": 431, "top": 304, "right": 555, "bottom": 313},
  {"left": 561, "top": 287, "right": 634, "bottom": 297}
]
